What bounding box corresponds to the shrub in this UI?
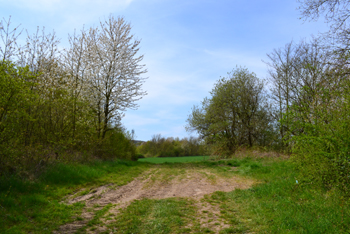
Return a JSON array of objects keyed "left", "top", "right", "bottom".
[{"left": 287, "top": 79, "right": 350, "bottom": 195}]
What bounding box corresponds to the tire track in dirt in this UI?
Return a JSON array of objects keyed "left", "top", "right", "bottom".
[{"left": 54, "top": 167, "right": 255, "bottom": 233}]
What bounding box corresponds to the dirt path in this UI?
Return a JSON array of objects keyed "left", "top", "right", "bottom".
[{"left": 54, "top": 166, "right": 255, "bottom": 234}]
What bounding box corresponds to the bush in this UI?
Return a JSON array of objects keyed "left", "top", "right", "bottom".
[
  {"left": 97, "top": 129, "right": 137, "bottom": 161},
  {"left": 287, "top": 80, "right": 350, "bottom": 195},
  {"left": 136, "top": 154, "right": 145, "bottom": 159}
]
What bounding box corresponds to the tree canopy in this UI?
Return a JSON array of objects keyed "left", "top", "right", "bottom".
[{"left": 187, "top": 67, "right": 274, "bottom": 155}]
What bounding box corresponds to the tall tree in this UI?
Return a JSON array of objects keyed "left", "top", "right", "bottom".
[
  {"left": 85, "top": 16, "right": 147, "bottom": 139},
  {"left": 265, "top": 41, "right": 296, "bottom": 148},
  {"left": 265, "top": 39, "right": 333, "bottom": 149}
]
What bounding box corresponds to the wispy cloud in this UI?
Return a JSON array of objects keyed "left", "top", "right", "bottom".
[
  {"left": 1, "top": 0, "right": 135, "bottom": 35},
  {"left": 203, "top": 49, "right": 269, "bottom": 78},
  {"left": 4, "top": 0, "right": 134, "bottom": 12}
]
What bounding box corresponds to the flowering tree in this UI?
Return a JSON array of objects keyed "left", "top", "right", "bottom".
[
  {"left": 84, "top": 16, "right": 147, "bottom": 139},
  {"left": 0, "top": 15, "right": 147, "bottom": 170}
]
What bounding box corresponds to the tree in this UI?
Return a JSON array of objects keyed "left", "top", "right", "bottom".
[
  {"left": 299, "top": 0, "right": 350, "bottom": 59},
  {"left": 84, "top": 16, "right": 147, "bottom": 139},
  {"left": 299, "top": 0, "right": 350, "bottom": 33},
  {"left": 265, "top": 39, "right": 340, "bottom": 152},
  {"left": 0, "top": 16, "right": 22, "bottom": 61},
  {"left": 265, "top": 41, "right": 296, "bottom": 149},
  {"left": 62, "top": 28, "right": 90, "bottom": 138},
  {"left": 0, "top": 15, "right": 146, "bottom": 173},
  {"left": 187, "top": 67, "right": 274, "bottom": 155}
]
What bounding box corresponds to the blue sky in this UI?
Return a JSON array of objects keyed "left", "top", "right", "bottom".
[{"left": 1, "top": 0, "right": 328, "bottom": 141}]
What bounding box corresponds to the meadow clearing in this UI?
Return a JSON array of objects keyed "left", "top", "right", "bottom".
[{"left": 1, "top": 154, "right": 349, "bottom": 233}]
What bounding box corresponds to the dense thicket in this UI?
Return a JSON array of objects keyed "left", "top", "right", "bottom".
[
  {"left": 0, "top": 16, "right": 146, "bottom": 174},
  {"left": 288, "top": 0, "right": 350, "bottom": 194},
  {"left": 136, "top": 134, "right": 208, "bottom": 157}
]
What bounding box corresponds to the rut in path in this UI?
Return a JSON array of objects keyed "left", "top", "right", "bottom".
[{"left": 54, "top": 167, "right": 255, "bottom": 234}]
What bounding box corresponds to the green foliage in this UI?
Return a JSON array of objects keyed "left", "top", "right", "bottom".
[
  {"left": 187, "top": 67, "right": 277, "bottom": 156},
  {"left": 209, "top": 158, "right": 350, "bottom": 233},
  {"left": 285, "top": 79, "right": 350, "bottom": 195},
  {"left": 137, "top": 134, "right": 208, "bottom": 158},
  {"left": 0, "top": 60, "right": 137, "bottom": 175},
  {"left": 97, "top": 128, "right": 137, "bottom": 161},
  {"left": 0, "top": 61, "right": 38, "bottom": 172}
]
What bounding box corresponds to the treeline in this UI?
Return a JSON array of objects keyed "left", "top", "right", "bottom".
[
  {"left": 136, "top": 134, "right": 208, "bottom": 157},
  {"left": 187, "top": 0, "right": 350, "bottom": 194},
  {"left": 0, "top": 16, "right": 146, "bottom": 174}
]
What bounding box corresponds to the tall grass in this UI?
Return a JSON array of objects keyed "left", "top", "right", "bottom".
[{"left": 208, "top": 157, "right": 350, "bottom": 233}]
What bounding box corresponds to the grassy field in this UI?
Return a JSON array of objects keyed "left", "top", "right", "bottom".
[
  {"left": 0, "top": 160, "right": 149, "bottom": 233},
  {"left": 138, "top": 155, "right": 210, "bottom": 163},
  {"left": 1, "top": 155, "right": 349, "bottom": 233}
]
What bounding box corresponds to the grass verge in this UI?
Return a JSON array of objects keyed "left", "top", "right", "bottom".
[
  {"left": 0, "top": 160, "right": 149, "bottom": 233},
  {"left": 204, "top": 158, "right": 350, "bottom": 233}
]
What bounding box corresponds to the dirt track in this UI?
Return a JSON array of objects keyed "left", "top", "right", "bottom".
[{"left": 54, "top": 167, "right": 255, "bottom": 233}]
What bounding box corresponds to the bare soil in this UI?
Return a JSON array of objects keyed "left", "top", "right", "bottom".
[{"left": 54, "top": 167, "right": 255, "bottom": 234}]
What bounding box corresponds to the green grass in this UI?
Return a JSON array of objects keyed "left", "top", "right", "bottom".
[
  {"left": 203, "top": 158, "right": 350, "bottom": 234},
  {"left": 77, "top": 203, "right": 113, "bottom": 233},
  {"left": 138, "top": 155, "right": 210, "bottom": 163},
  {"left": 0, "top": 160, "right": 149, "bottom": 233},
  {"left": 1, "top": 155, "right": 349, "bottom": 233},
  {"left": 117, "top": 157, "right": 350, "bottom": 233},
  {"left": 107, "top": 198, "right": 196, "bottom": 234}
]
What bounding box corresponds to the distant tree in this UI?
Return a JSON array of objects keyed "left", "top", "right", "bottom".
[
  {"left": 186, "top": 67, "right": 274, "bottom": 155},
  {"left": 136, "top": 134, "right": 207, "bottom": 157}
]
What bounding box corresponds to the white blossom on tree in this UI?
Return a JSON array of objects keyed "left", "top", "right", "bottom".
[{"left": 83, "top": 16, "right": 147, "bottom": 138}]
